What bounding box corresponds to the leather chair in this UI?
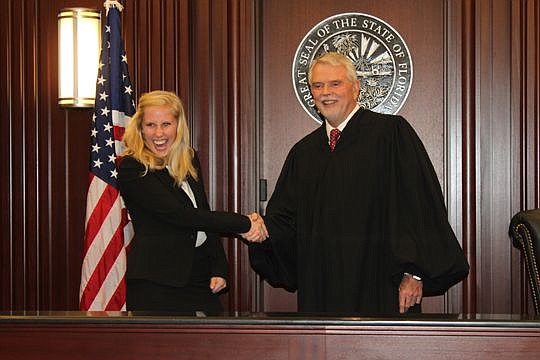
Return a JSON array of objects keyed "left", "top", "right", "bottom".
[{"left": 510, "top": 209, "right": 540, "bottom": 315}]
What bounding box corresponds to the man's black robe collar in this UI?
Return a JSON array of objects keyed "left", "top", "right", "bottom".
[{"left": 319, "top": 107, "right": 367, "bottom": 152}]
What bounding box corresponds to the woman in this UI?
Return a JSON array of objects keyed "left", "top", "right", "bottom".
[{"left": 118, "top": 90, "right": 265, "bottom": 313}]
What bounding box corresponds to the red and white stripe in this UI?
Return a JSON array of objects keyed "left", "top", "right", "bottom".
[{"left": 79, "top": 110, "right": 134, "bottom": 311}]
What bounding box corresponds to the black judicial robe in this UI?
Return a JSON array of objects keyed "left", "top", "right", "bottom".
[{"left": 249, "top": 109, "right": 469, "bottom": 314}]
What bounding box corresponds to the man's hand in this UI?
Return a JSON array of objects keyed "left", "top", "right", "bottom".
[
  {"left": 241, "top": 213, "right": 269, "bottom": 242},
  {"left": 398, "top": 273, "right": 423, "bottom": 313}
]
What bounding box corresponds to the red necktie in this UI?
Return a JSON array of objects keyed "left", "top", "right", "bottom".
[{"left": 329, "top": 128, "right": 341, "bottom": 151}]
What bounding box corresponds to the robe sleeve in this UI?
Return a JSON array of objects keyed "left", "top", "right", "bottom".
[
  {"left": 248, "top": 147, "right": 299, "bottom": 292},
  {"left": 387, "top": 117, "right": 469, "bottom": 296}
]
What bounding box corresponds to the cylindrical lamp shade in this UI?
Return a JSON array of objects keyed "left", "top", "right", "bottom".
[{"left": 58, "top": 8, "right": 101, "bottom": 108}]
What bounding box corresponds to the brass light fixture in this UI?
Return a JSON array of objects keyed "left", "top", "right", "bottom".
[{"left": 58, "top": 8, "right": 101, "bottom": 108}]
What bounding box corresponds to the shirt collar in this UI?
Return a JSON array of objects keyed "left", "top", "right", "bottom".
[{"left": 325, "top": 104, "right": 361, "bottom": 140}]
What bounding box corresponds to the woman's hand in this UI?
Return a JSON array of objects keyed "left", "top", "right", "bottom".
[{"left": 210, "top": 276, "right": 227, "bottom": 293}]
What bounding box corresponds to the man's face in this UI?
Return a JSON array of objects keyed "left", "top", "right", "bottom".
[{"left": 310, "top": 63, "right": 360, "bottom": 127}]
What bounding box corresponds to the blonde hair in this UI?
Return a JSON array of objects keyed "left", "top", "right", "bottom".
[
  {"left": 308, "top": 52, "right": 358, "bottom": 84},
  {"left": 122, "top": 90, "right": 198, "bottom": 184}
]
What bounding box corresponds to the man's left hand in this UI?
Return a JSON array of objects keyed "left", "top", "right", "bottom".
[{"left": 399, "top": 274, "right": 423, "bottom": 313}]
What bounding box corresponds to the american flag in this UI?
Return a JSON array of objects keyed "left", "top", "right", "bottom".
[{"left": 79, "top": 1, "right": 135, "bottom": 311}]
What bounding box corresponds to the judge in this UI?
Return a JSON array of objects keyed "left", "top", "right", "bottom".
[{"left": 248, "top": 52, "right": 469, "bottom": 314}]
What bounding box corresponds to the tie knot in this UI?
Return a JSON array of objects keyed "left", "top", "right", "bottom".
[{"left": 329, "top": 128, "right": 341, "bottom": 151}]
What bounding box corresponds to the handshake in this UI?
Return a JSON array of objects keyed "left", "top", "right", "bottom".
[{"left": 241, "top": 213, "right": 268, "bottom": 243}]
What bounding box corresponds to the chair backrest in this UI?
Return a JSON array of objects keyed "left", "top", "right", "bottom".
[{"left": 509, "top": 209, "right": 540, "bottom": 315}]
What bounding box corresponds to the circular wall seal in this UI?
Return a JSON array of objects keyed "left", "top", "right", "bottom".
[{"left": 292, "top": 13, "right": 413, "bottom": 124}]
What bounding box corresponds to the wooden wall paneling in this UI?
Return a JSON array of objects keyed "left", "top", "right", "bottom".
[
  {"left": 148, "top": 0, "right": 164, "bottom": 90},
  {"left": 0, "top": 0, "right": 538, "bottom": 316},
  {"left": 463, "top": 6, "right": 478, "bottom": 322},
  {"left": 22, "top": 0, "right": 39, "bottom": 312},
  {"left": 228, "top": 0, "right": 243, "bottom": 312},
  {"left": 508, "top": 1, "right": 528, "bottom": 314},
  {"left": 176, "top": 0, "right": 191, "bottom": 107},
  {"left": 527, "top": 0, "right": 539, "bottom": 313},
  {"left": 445, "top": 0, "right": 466, "bottom": 314},
  {"left": 123, "top": 0, "right": 192, "bottom": 108},
  {"left": 222, "top": 0, "right": 248, "bottom": 312},
  {"left": 235, "top": 0, "right": 260, "bottom": 312},
  {"left": 50, "top": 0, "right": 68, "bottom": 310},
  {"left": 533, "top": 0, "right": 540, "bottom": 313},
  {"left": 509, "top": 0, "right": 527, "bottom": 315},
  {"left": 22, "top": 0, "right": 41, "bottom": 310},
  {"left": 36, "top": 0, "right": 54, "bottom": 312},
  {"left": 6, "top": 0, "right": 48, "bottom": 311},
  {"left": 42, "top": 0, "right": 62, "bottom": 311},
  {"left": 204, "top": 0, "right": 257, "bottom": 312},
  {"left": 0, "top": 0, "right": 12, "bottom": 310},
  {"left": 0, "top": 0, "right": 95, "bottom": 310},
  {"left": 4, "top": 0, "right": 26, "bottom": 310},
  {"left": 510, "top": 0, "right": 540, "bottom": 314},
  {"left": 162, "top": 0, "right": 179, "bottom": 93},
  {"left": 475, "top": 0, "right": 513, "bottom": 314},
  {"left": 190, "top": 0, "right": 211, "bottom": 168},
  {"left": 225, "top": 0, "right": 259, "bottom": 312},
  {"left": 209, "top": 0, "right": 229, "bottom": 213},
  {"left": 240, "top": 0, "right": 264, "bottom": 312},
  {"left": 187, "top": 0, "right": 259, "bottom": 311},
  {"left": 522, "top": 0, "right": 539, "bottom": 210},
  {"left": 211, "top": 0, "right": 233, "bottom": 309},
  {"left": 132, "top": 0, "right": 151, "bottom": 93},
  {"left": 190, "top": 0, "right": 234, "bottom": 310},
  {"left": 126, "top": 0, "right": 171, "bottom": 95},
  {"left": 6, "top": 0, "right": 21, "bottom": 310},
  {"left": 20, "top": 0, "right": 34, "bottom": 310},
  {"left": 462, "top": 0, "right": 478, "bottom": 315},
  {"left": 448, "top": 0, "right": 520, "bottom": 315},
  {"left": 470, "top": 1, "right": 510, "bottom": 313}
]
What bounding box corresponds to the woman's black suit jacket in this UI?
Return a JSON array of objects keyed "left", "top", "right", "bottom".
[{"left": 118, "top": 153, "right": 251, "bottom": 288}]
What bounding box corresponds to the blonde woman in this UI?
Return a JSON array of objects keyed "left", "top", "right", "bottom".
[{"left": 119, "top": 90, "right": 265, "bottom": 312}]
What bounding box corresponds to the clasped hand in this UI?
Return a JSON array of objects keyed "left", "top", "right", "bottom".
[{"left": 241, "top": 213, "right": 268, "bottom": 242}]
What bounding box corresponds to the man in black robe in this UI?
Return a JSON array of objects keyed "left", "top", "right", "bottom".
[{"left": 248, "top": 52, "right": 469, "bottom": 315}]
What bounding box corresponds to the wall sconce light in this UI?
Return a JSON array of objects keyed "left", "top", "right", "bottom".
[{"left": 58, "top": 8, "right": 101, "bottom": 108}]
